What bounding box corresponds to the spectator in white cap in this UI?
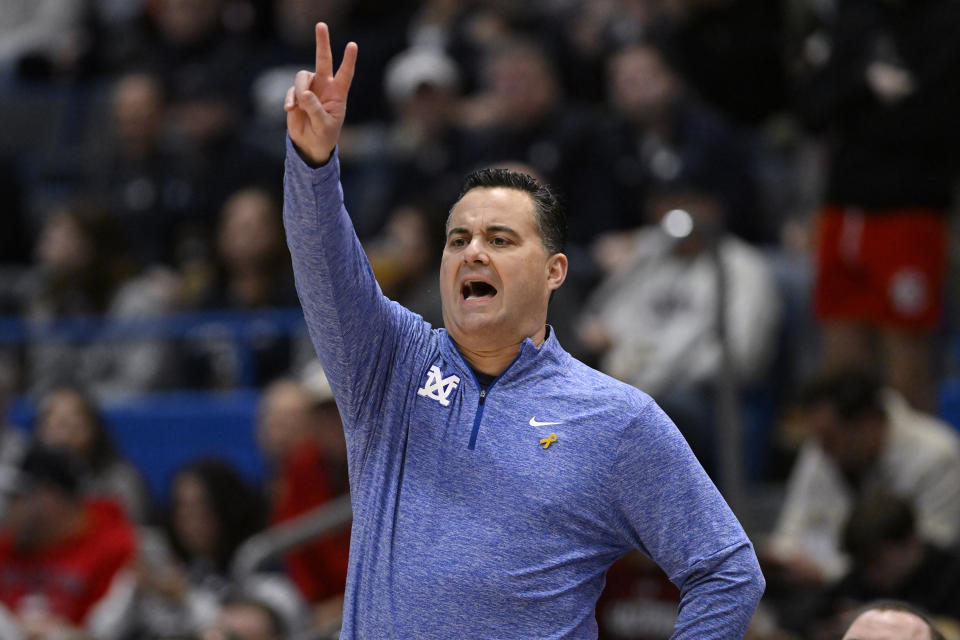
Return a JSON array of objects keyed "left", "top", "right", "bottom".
[{"left": 382, "top": 46, "right": 467, "bottom": 180}]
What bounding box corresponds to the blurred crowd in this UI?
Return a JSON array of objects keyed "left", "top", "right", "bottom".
[{"left": 1, "top": 0, "right": 960, "bottom": 638}]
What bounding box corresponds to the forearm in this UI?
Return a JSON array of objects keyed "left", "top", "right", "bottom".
[
  {"left": 670, "top": 540, "right": 765, "bottom": 639},
  {"left": 613, "top": 402, "right": 765, "bottom": 637}
]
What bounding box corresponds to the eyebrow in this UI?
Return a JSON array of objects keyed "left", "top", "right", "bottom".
[{"left": 446, "top": 224, "right": 520, "bottom": 239}]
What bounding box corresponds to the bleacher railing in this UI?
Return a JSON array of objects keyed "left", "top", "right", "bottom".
[{"left": 0, "top": 307, "right": 308, "bottom": 388}]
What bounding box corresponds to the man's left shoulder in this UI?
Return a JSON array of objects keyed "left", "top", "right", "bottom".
[{"left": 553, "top": 355, "right": 655, "bottom": 417}]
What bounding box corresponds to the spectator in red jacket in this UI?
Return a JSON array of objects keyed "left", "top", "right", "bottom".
[{"left": 0, "top": 444, "right": 136, "bottom": 638}]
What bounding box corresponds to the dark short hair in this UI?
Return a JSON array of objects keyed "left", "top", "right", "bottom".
[
  {"left": 799, "top": 368, "right": 885, "bottom": 422},
  {"left": 845, "top": 600, "right": 945, "bottom": 640},
  {"left": 451, "top": 168, "right": 567, "bottom": 255},
  {"left": 17, "top": 444, "right": 84, "bottom": 496},
  {"left": 843, "top": 490, "right": 916, "bottom": 562}
]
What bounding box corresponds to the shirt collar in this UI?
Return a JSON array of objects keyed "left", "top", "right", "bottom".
[{"left": 437, "top": 325, "right": 563, "bottom": 386}]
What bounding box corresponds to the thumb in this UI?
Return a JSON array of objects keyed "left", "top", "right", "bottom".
[{"left": 297, "top": 89, "right": 327, "bottom": 126}]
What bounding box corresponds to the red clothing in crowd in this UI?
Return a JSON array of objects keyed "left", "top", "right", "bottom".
[
  {"left": 271, "top": 440, "right": 350, "bottom": 602},
  {"left": 0, "top": 498, "right": 136, "bottom": 625}
]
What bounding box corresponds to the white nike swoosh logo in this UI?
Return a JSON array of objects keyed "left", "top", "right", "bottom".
[{"left": 529, "top": 417, "right": 563, "bottom": 427}]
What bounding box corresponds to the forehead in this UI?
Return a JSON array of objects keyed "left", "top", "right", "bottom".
[
  {"left": 447, "top": 187, "right": 538, "bottom": 233},
  {"left": 844, "top": 610, "right": 929, "bottom": 639},
  {"left": 613, "top": 46, "right": 667, "bottom": 76},
  {"left": 263, "top": 382, "right": 310, "bottom": 410}
]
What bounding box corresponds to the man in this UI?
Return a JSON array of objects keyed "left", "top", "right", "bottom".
[
  {"left": 0, "top": 445, "right": 136, "bottom": 639},
  {"left": 795, "top": 0, "right": 960, "bottom": 411},
  {"left": 579, "top": 185, "right": 781, "bottom": 477},
  {"left": 841, "top": 601, "right": 946, "bottom": 640},
  {"left": 282, "top": 23, "right": 764, "bottom": 638},
  {"left": 824, "top": 492, "right": 960, "bottom": 629},
  {"left": 764, "top": 369, "right": 960, "bottom": 584}
]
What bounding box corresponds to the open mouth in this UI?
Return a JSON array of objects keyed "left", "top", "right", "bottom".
[{"left": 461, "top": 280, "right": 498, "bottom": 300}]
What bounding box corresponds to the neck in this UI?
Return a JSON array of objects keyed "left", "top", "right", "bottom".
[{"left": 454, "top": 326, "right": 546, "bottom": 376}]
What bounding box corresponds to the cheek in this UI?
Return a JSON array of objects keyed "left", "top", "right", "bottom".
[
  {"left": 439, "top": 256, "right": 455, "bottom": 287},
  {"left": 509, "top": 258, "right": 548, "bottom": 297}
]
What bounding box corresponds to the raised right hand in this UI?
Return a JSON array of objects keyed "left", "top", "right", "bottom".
[{"left": 284, "top": 22, "right": 358, "bottom": 166}]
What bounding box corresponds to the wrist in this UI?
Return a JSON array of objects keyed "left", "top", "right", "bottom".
[{"left": 294, "top": 140, "right": 335, "bottom": 168}]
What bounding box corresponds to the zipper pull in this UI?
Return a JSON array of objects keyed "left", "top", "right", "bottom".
[{"left": 479, "top": 389, "right": 486, "bottom": 404}]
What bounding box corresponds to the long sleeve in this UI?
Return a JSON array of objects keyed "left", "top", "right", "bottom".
[
  {"left": 283, "top": 137, "right": 431, "bottom": 433},
  {"left": 610, "top": 400, "right": 765, "bottom": 638}
]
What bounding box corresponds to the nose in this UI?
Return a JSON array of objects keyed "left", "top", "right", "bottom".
[{"left": 463, "top": 236, "right": 489, "bottom": 264}]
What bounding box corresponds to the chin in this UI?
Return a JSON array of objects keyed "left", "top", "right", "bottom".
[
  {"left": 447, "top": 314, "right": 502, "bottom": 341},
  {"left": 452, "top": 316, "right": 498, "bottom": 336}
]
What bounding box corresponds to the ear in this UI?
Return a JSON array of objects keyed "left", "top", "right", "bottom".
[{"left": 545, "top": 252, "right": 568, "bottom": 291}]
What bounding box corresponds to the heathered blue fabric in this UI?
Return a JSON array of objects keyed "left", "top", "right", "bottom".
[{"left": 282, "top": 137, "right": 765, "bottom": 639}]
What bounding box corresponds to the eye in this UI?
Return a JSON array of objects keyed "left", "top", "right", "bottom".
[
  {"left": 492, "top": 236, "right": 509, "bottom": 247},
  {"left": 449, "top": 237, "right": 467, "bottom": 248}
]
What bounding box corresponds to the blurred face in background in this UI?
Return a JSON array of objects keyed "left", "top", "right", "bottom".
[
  {"left": 368, "top": 206, "right": 434, "bottom": 291},
  {"left": 257, "top": 381, "right": 313, "bottom": 461},
  {"left": 112, "top": 73, "right": 166, "bottom": 157},
  {"left": 403, "top": 84, "right": 457, "bottom": 137},
  {"left": 218, "top": 189, "right": 282, "bottom": 271},
  {"left": 37, "top": 389, "right": 96, "bottom": 458},
  {"left": 807, "top": 403, "right": 887, "bottom": 474},
  {"left": 486, "top": 45, "right": 557, "bottom": 126},
  {"left": 609, "top": 44, "right": 679, "bottom": 124},
  {"left": 155, "top": 0, "right": 223, "bottom": 45},
  {"left": 173, "top": 471, "right": 219, "bottom": 558},
  {"left": 36, "top": 212, "right": 93, "bottom": 276},
  {"left": 275, "top": 0, "right": 348, "bottom": 46}
]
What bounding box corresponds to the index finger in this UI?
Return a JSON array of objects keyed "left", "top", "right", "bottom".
[{"left": 315, "top": 22, "right": 333, "bottom": 78}]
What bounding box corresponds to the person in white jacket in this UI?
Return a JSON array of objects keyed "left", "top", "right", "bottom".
[
  {"left": 764, "top": 369, "right": 960, "bottom": 586},
  {"left": 579, "top": 186, "right": 782, "bottom": 475}
]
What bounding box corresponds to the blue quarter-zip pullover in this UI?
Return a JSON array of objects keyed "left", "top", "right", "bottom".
[{"left": 282, "top": 138, "right": 764, "bottom": 639}]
